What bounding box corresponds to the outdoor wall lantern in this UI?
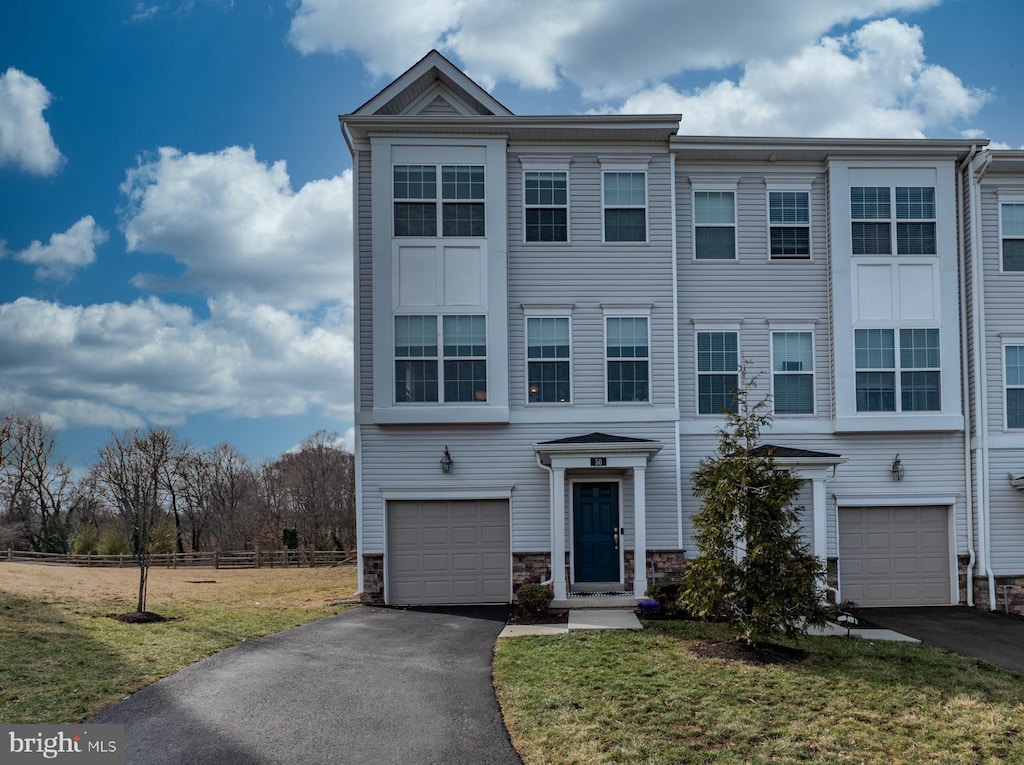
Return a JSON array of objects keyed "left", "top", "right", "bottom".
[
  {"left": 440, "top": 446, "right": 454, "bottom": 474},
  {"left": 891, "top": 454, "right": 905, "bottom": 482}
]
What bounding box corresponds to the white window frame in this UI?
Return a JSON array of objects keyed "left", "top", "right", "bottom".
[
  {"left": 522, "top": 158, "right": 570, "bottom": 245},
  {"left": 600, "top": 159, "right": 649, "bottom": 244},
  {"left": 692, "top": 179, "right": 739, "bottom": 261},
  {"left": 603, "top": 305, "right": 652, "bottom": 404},
  {"left": 1004, "top": 338, "right": 1024, "bottom": 430},
  {"left": 524, "top": 309, "right": 573, "bottom": 405},
  {"left": 766, "top": 180, "right": 812, "bottom": 260},
  {"left": 393, "top": 313, "right": 487, "bottom": 405},
  {"left": 850, "top": 185, "right": 936, "bottom": 256},
  {"left": 392, "top": 163, "right": 485, "bottom": 238},
  {"left": 853, "top": 327, "right": 941, "bottom": 413},
  {"left": 769, "top": 324, "right": 815, "bottom": 415},
  {"left": 694, "top": 321, "right": 741, "bottom": 415},
  {"left": 998, "top": 195, "right": 1024, "bottom": 273}
]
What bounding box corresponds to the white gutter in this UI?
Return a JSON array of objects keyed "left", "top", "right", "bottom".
[
  {"left": 968, "top": 148, "right": 997, "bottom": 609},
  {"left": 958, "top": 144, "right": 980, "bottom": 606}
]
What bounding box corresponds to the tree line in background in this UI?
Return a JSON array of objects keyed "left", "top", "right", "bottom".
[{"left": 0, "top": 413, "right": 356, "bottom": 560}]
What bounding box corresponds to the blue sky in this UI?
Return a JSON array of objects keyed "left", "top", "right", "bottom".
[{"left": 1, "top": 0, "right": 1021, "bottom": 469}]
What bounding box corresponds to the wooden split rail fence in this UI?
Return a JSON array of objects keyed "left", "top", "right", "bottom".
[{"left": 1, "top": 548, "right": 355, "bottom": 569}]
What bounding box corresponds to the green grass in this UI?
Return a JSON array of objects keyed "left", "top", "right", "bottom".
[
  {"left": 0, "top": 564, "right": 358, "bottom": 723},
  {"left": 493, "top": 620, "right": 1024, "bottom": 764}
]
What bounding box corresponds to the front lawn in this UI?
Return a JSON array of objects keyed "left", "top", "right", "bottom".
[{"left": 493, "top": 620, "right": 1024, "bottom": 764}]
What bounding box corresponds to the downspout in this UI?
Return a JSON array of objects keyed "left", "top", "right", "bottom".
[
  {"left": 670, "top": 150, "right": 684, "bottom": 553},
  {"left": 968, "top": 148, "right": 997, "bottom": 608},
  {"left": 535, "top": 453, "right": 555, "bottom": 586},
  {"left": 958, "top": 144, "right": 980, "bottom": 606},
  {"left": 822, "top": 465, "right": 841, "bottom": 603}
]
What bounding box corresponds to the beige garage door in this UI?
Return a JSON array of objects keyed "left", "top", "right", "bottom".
[
  {"left": 387, "top": 499, "right": 510, "bottom": 606},
  {"left": 839, "top": 506, "right": 950, "bottom": 607}
]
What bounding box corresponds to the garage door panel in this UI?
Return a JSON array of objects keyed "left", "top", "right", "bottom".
[
  {"left": 388, "top": 500, "right": 510, "bottom": 606},
  {"left": 840, "top": 506, "right": 950, "bottom": 607}
]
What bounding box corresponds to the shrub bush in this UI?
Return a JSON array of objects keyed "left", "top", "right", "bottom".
[
  {"left": 516, "top": 583, "right": 554, "bottom": 615},
  {"left": 644, "top": 581, "right": 691, "bottom": 618}
]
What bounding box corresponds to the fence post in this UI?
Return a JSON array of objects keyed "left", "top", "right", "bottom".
[
  {"left": 87, "top": 552, "right": 91, "bottom": 568},
  {"left": 309, "top": 547, "right": 315, "bottom": 568},
  {"left": 214, "top": 551, "right": 219, "bottom": 570},
  {"left": 256, "top": 546, "right": 261, "bottom": 569}
]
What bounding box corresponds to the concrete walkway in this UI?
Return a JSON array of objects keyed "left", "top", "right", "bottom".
[
  {"left": 498, "top": 608, "right": 641, "bottom": 637},
  {"left": 90, "top": 606, "right": 522, "bottom": 765}
]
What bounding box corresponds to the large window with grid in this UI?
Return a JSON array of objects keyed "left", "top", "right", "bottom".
[
  {"left": 851, "top": 186, "right": 935, "bottom": 255},
  {"left": 769, "top": 191, "right": 810, "bottom": 259},
  {"left": 1007, "top": 346, "right": 1024, "bottom": 429},
  {"left": 854, "top": 328, "right": 940, "bottom": 412},
  {"left": 1001, "top": 203, "right": 1024, "bottom": 272},
  {"left": 393, "top": 164, "right": 484, "bottom": 237},
  {"left": 694, "top": 191, "right": 736, "bottom": 260},
  {"left": 527, "top": 317, "right": 570, "bottom": 403},
  {"left": 606, "top": 317, "right": 649, "bottom": 402},
  {"left": 603, "top": 172, "right": 647, "bottom": 242},
  {"left": 772, "top": 332, "right": 814, "bottom": 414},
  {"left": 697, "top": 331, "right": 738, "bottom": 414},
  {"left": 525, "top": 171, "right": 568, "bottom": 242},
  {"left": 394, "top": 315, "right": 486, "bottom": 403}
]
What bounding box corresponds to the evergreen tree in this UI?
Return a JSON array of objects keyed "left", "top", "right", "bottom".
[{"left": 681, "top": 372, "right": 829, "bottom": 645}]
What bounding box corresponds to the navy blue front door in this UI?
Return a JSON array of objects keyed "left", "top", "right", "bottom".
[{"left": 572, "top": 482, "right": 619, "bottom": 582}]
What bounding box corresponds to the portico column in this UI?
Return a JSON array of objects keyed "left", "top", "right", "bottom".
[
  {"left": 551, "top": 466, "right": 567, "bottom": 600},
  {"left": 632, "top": 466, "right": 648, "bottom": 597},
  {"left": 812, "top": 476, "right": 828, "bottom": 585}
]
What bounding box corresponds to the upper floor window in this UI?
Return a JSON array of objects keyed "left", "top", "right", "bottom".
[
  {"left": 606, "top": 317, "right": 649, "bottom": 402},
  {"left": 1006, "top": 346, "right": 1024, "bottom": 429},
  {"left": 603, "top": 172, "right": 647, "bottom": 242},
  {"left": 393, "top": 164, "right": 484, "bottom": 238},
  {"left": 854, "top": 328, "right": 939, "bottom": 412},
  {"left": 525, "top": 171, "right": 568, "bottom": 242},
  {"left": 394, "top": 314, "right": 486, "bottom": 403},
  {"left": 697, "top": 331, "right": 738, "bottom": 414},
  {"left": 851, "top": 186, "right": 935, "bottom": 255},
  {"left": 769, "top": 191, "right": 810, "bottom": 259},
  {"left": 527, "top": 316, "right": 570, "bottom": 403},
  {"left": 1001, "top": 203, "right": 1024, "bottom": 271},
  {"left": 772, "top": 331, "right": 814, "bottom": 414},
  {"left": 694, "top": 191, "right": 736, "bottom": 260}
]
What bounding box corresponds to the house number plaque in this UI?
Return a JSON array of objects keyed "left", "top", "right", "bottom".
[{"left": 590, "top": 457, "right": 607, "bottom": 466}]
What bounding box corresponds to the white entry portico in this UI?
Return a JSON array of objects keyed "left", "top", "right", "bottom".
[{"left": 534, "top": 433, "right": 663, "bottom": 600}]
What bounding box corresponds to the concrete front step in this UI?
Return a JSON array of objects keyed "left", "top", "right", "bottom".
[
  {"left": 497, "top": 608, "right": 643, "bottom": 638},
  {"left": 550, "top": 595, "right": 640, "bottom": 609}
]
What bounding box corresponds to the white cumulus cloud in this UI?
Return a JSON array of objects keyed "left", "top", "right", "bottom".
[
  {"left": 119, "top": 146, "right": 352, "bottom": 312},
  {"left": 14, "top": 215, "right": 108, "bottom": 280},
  {"left": 0, "top": 295, "right": 353, "bottom": 430},
  {"left": 288, "top": 0, "right": 940, "bottom": 98},
  {"left": 0, "top": 67, "right": 64, "bottom": 175},
  {"left": 617, "top": 19, "right": 988, "bottom": 137}
]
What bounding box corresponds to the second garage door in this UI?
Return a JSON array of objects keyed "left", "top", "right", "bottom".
[
  {"left": 839, "top": 506, "right": 951, "bottom": 607},
  {"left": 388, "top": 499, "right": 510, "bottom": 606}
]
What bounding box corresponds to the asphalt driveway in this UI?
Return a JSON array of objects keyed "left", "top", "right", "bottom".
[
  {"left": 858, "top": 606, "right": 1024, "bottom": 674},
  {"left": 89, "top": 605, "right": 523, "bottom": 765}
]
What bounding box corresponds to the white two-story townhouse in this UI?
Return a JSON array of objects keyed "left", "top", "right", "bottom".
[
  {"left": 962, "top": 149, "right": 1024, "bottom": 612},
  {"left": 342, "top": 50, "right": 1021, "bottom": 614}
]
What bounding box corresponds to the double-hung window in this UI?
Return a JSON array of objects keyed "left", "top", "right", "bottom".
[
  {"left": 851, "top": 186, "right": 935, "bottom": 255},
  {"left": 697, "top": 331, "right": 738, "bottom": 414},
  {"left": 394, "top": 315, "right": 486, "bottom": 403},
  {"left": 1006, "top": 346, "right": 1024, "bottom": 429},
  {"left": 525, "top": 171, "right": 568, "bottom": 242},
  {"left": 694, "top": 191, "right": 736, "bottom": 260},
  {"left": 772, "top": 331, "right": 814, "bottom": 414},
  {"left": 769, "top": 191, "right": 810, "bottom": 259},
  {"left": 603, "top": 171, "right": 647, "bottom": 242},
  {"left": 393, "top": 164, "right": 484, "bottom": 237},
  {"left": 606, "top": 317, "right": 649, "bottom": 402},
  {"left": 527, "top": 317, "right": 571, "bottom": 403},
  {"left": 1000, "top": 202, "right": 1024, "bottom": 271},
  {"left": 854, "top": 328, "right": 940, "bottom": 412}
]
